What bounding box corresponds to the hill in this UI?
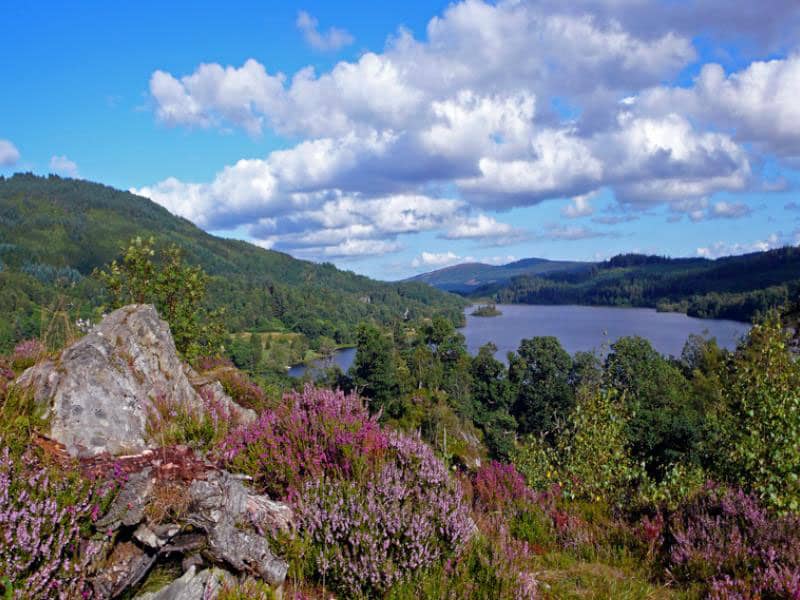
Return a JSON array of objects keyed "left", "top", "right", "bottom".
[
  {"left": 477, "top": 251, "right": 800, "bottom": 322},
  {"left": 407, "top": 257, "right": 591, "bottom": 293},
  {"left": 0, "top": 173, "right": 465, "bottom": 351}
]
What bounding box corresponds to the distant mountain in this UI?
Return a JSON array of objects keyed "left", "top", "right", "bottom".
[
  {"left": 0, "top": 174, "right": 465, "bottom": 350},
  {"left": 407, "top": 257, "right": 592, "bottom": 293},
  {"left": 410, "top": 249, "right": 800, "bottom": 322},
  {"left": 482, "top": 251, "right": 800, "bottom": 322}
]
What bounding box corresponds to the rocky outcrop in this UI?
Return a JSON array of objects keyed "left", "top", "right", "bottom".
[
  {"left": 135, "top": 566, "right": 235, "bottom": 600},
  {"left": 15, "top": 304, "right": 254, "bottom": 457},
  {"left": 92, "top": 463, "right": 292, "bottom": 598}
]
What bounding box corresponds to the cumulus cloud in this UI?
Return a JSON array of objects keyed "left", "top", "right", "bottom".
[
  {"left": 137, "top": 0, "right": 795, "bottom": 261},
  {"left": 441, "top": 214, "right": 525, "bottom": 244},
  {"left": 49, "top": 155, "right": 78, "bottom": 177},
  {"left": 709, "top": 201, "right": 752, "bottom": 219},
  {"left": 562, "top": 192, "right": 597, "bottom": 218},
  {"left": 0, "top": 140, "right": 20, "bottom": 166},
  {"left": 696, "top": 233, "right": 785, "bottom": 258},
  {"left": 411, "top": 251, "right": 462, "bottom": 268},
  {"left": 296, "top": 11, "right": 354, "bottom": 52},
  {"left": 536, "top": 223, "right": 613, "bottom": 241},
  {"left": 636, "top": 55, "right": 800, "bottom": 159}
]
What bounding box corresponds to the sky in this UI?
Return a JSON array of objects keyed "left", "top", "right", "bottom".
[{"left": 2, "top": 0, "right": 800, "bottom": 280}]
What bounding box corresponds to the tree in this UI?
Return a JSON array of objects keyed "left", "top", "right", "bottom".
[
  {"left": 604, "top": 336, "right": 698, "bottom": 477},
  {"left": 471, "top": 343, "right": 512, "bottom": 413},
  {"left": 718, "top": 313, "right": 800, "bottom": 512},
  {"left": 349, "top": 322, "right": 399, "bottom": 413},
  {"left": 468, "top": 346, "right": 517, "bottom": 459},
  {"left": 509, "top": 337, "right": 574, "bottom": 439},
  {"left": 95, "top": 237, "right": 225, "bottom": 360}
]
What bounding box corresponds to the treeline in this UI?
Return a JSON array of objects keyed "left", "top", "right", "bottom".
[
  {"left": 0, "top": 174, "right": 465, "bottom": 352},
  {"left": 479, "top": 248, "right": 800, "bottom": 321}
]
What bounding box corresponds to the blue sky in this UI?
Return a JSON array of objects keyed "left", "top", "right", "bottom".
[{"left": 2, "top": 1, "right": 800, "bottom": 280}]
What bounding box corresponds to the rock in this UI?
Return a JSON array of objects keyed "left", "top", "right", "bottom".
[
  {"left": 134, "top": 524, "right": 166, "bottom": 549},
  {"left": 15, "top": 304, "right": 252, "bottom": 457},
  {"left": 186, "top": 471, "right": 290, "bottom": 587},
  {"left": 96, "top": 468, "right": 154, "bottom": 531},
  {"left": 134, "top": 566, "right": 235, "bottom": 600},
  {"left": 194, "top": 378, "right": 257, "bottom": 426},
  {"left": 93, "top": 541, "right": 157, "bottom": 598},
  {"left": 90, "top": 466, "right": 292, "bottom": 596}
]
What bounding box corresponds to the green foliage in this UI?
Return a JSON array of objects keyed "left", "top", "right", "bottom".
[
  {"left": 96, "top": 236, "right": 225, "bottom": 360},
  {"left": 349, "top": 322, "right": 401, "bottom": 413},
  {"left": 514, "top": 388, "right": 646, "bottom": 505},
  {"left": 0, "top": 174, "right": 466, "bottom": 354},
  {"left": 471, "top": 303, "right": 502, "bottom": 317},
  {"left": 717, "top": 313, "right": 800, "bottom": 512},
  {"left": 605, "top": 336, "right": 701, "bottom": 477},
  {"left": 509, "top": 336, "right": 575, "bottom": 439},
  {"left": 483, "top": 248, "right": 800, "bottom": 322},
  {"left": 470, "top": 343, "right": 516, "bottom": 459},
  {"left": 217, "top": 579, "right": 276, "bottom": 600}
]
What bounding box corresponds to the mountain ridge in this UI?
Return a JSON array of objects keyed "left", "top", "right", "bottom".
[{"left": 0, "top": 173, "right": 465, "bottom": 350}]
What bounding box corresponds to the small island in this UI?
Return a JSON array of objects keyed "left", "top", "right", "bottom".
[{"left": 471, "top": 303, "right": 502, "bottom": 317}]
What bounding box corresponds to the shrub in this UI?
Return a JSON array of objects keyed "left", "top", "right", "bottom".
[
  {"left": 10, "top": 339, "right": 44, "bottom": 372},
  {"left": 0, "top": 445, "right": 107, "bottom": 599},
  {"left": 95, "top": 237, "right": 226, "bottom": 360},
  {"left": 294, "top": 430, "right": 473, "bottom": 598},
  {"left": 661, "top": 482, "right": 800, "bottom": 596},
  {"left": 473, "top": 461, "right": 535, "bottom": 513},
  {"left": 0, "top": 358, "right": 14, "bottom": 404},
  {"left": 218, "top": 385, "right": 387, "bottom": 498},
  {"left": 145, "top": 387, "right": 238, "bottom": 450},
  {"left": 514, "top": 389, "right": 646, "bottom": 506},
  {"left": 216, "top": 367, "right": 268, "bottom": 413},
  {"left": 386, "top": 527, "right": 539, "bottom": 600},
  {"left": 718, "top": 313, "right": 800, "bottom": 512}
]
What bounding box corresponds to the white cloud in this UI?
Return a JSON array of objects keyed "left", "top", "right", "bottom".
[
  {"left": 710, "top": 201, "right": 752, "bottom": 219},
  {"left": 296, "top": 10, "right": 354, "bottom": 52},
  {"left": 411, "top": 251, "right": 462, "bottom": 268},
  {"left": 638, "top": 55, "right": 800, "bottom": 159},
  {"left": 697, "top": 233, "right": 785, "bottom": 258},
  {"left": 442, "top": 214, "right": 518, "bottom": 240},
  {"left": 0, "top": 140, "right": 20, "bottom": 166},
  {"left": 138, "top": 0, "right": 793, "bottom": 264},
  {"left": 537, "top": 223, "right": 612, "bottom": 241},
  {"left": 562, "top": 191, "right": 597, "bottom": 218},
  {"left": 49, "top": 155, "right": 78, "bottom": 177}
]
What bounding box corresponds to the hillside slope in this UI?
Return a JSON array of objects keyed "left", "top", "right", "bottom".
[
  {"left": 407, "top": 257, "right": 591, "bottom": 293},
  {"left": 481, "top": 252, "right": 800, "bottom": 321},
  {"left": 0, "top": 173, "right": 465, "bottom": 350}
]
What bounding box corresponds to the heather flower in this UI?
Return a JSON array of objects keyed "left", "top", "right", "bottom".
[
  {"left": 474, "top": 461, "right": 535, "bottom": 512},
  {"left": 11, "top": 339, "right": 44, "bottom": 371},
  {"left": 663, "top": 482, "right": 800, "bottom": 597},
  {"left": 218, "top": 385, "right": 388, "bottom": 498},
  {"left": 0, "top": 444, "right": 104, "bottom": 599},
  {"left": 294, "top": 429, "right": 473, "bottom": 597}
]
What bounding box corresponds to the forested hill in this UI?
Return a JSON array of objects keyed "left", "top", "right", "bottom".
[
  {"left": 475, "top": 250, "right": 800, "bottom": 322},
  {"left": 406, "top": 257, "right": 591, "bottom": 293},
  {"left": 0, "top": 173, "right": 465, "bottom": 350}
]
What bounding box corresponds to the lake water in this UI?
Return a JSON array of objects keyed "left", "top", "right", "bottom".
[{"left": 289, "top": 304, "right": 751, "bottom": 377}]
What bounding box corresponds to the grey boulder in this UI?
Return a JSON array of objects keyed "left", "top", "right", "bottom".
[{"left": 15, "top": 304, "right": 252, "bottom": 457}]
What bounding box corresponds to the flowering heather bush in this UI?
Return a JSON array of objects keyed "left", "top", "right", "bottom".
[
  {"left": 11, "top": 338, "right": 44, "bottom": 371},
  {"left": 0, "top": 445, "right": 106, "bottom": 599},
  {"left": 146, "top": 387, "right": 237, "bottom": 450},
  {"left": 663, "top": 482, "right": 800, "bottom": 596},
  {"left": 216, "top": 367, "right": 268, "bottom": 412},
  {"left": 218, "top": 385, "right": 387, "bottom": 498},
  {"left": 294, "top": 430, "right": 473, "bottom": 598},
  {"left": 0, "top": 358, "right": 14, "bottom": 404},
  {"left": 474, "top": 461, "right": 535, "bottom": 512}
]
